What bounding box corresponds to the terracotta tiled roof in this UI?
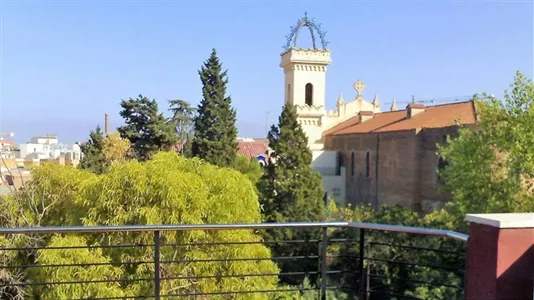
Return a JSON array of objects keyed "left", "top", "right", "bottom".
[
  {"left": 327, "top": 100, "right": 477, "bottom": 136},
  {"left": 238, "top": 140, "right": 269, "bottom": 159},
  {"left": 171, "top": 139, "right": 269, "bottom": 160}
]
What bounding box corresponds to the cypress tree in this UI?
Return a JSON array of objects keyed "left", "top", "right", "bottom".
[
  {"left": 79, "top": 126, "right": 106, "bottom": 174},
  {"left": 257, "top": 103, "right": 326, "bottom": 285},
  {"left": 192, "top": 49, "right": 238, "bottom": 167}
]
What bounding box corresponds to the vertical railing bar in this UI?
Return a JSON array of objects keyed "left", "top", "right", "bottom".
[
  {"left": 366, "top": 242, "right": 371, "bottom": 300},
  {"left": 358, "top": 228, "right": 366, "bottom": 300},
  {"left": 320, "top": 226, "right": 328, "bottom": 300},
  {"left": 154, "top": 231, "right": 161, "bottom": 300}
]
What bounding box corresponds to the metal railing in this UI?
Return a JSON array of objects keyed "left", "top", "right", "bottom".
[{"left": 0, "top": 221, "right": 468, "bottom": 299}]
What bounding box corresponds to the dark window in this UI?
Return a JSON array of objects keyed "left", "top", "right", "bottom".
[
  {"left": 365, "top": 151, "right": 370, "bottom": 177},
  {"left": 350, "top": 152, "right": 355, "bottom": 176},
  {"left": 438, "top": 156, "right": 449, "bottom": 170},
  {"left": 437, "top": 156, "right": 449, "bottom": 184},
  {"left": 305, "top": 83, "right": 313, "bottom": 106},
  {"left": 335, "top": 152, "right": 342, "bottom": 176}
]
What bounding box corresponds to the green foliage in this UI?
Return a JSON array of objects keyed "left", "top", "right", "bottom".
[
  {"left": 102, "top": 132, "right": 131, "bottom": 165},
  {"left": 1, "top": 153, "right": 279, "bottom": 298},
  {"left": 34, "top": 235, "right": 126, "bottom": 299},
  {"left": 79, "top": 125, "right": 106, "bottom": 174},
  {"left": 233, "top": 156, "right": 263, "bottom": 185},
  {"left": 258, "top": 103, "right": 325, "bottom": 223},
  {"left": 439, "top": 71, "right": 534, "bottom": 230},
  {"left": 329, "top": 204, "right": 464, "bottom": 300},
  {"left": 192, "top": 49, "right": 239, "bottom": 167},
  {"left": 1, "top": 164, "right": 95, "bottom": 228},
  {"left": 118, "top": 94, "right": 177, "bottom": 161},
  {"left": 258, "top": 103, "right": 326, "bottom": 285},
  {"left": 168, "top": 99, "right": 196, "bottom": 156}
]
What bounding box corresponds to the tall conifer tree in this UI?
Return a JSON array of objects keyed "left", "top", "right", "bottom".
[
  {"left": 79, "top": 126, "right": 106, "bottom": 174},
  {"left": 192, "top": 49, "right": 238, "bottom": 167},
  {"left": 257, "top": 103, "right": 326, "bottom": 285}
]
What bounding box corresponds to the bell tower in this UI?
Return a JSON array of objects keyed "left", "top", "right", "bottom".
[{"left": 280, "top": 13, "right": 331, "bottom": 144}]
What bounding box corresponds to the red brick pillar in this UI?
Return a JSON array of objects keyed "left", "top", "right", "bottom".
[{"left": 465, "top": 214, "right": 534, "bottom": 300}]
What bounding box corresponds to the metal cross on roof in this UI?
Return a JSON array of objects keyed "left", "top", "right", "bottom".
[{"left": 353, "top": 80, "right": 366, "bottom": 97}]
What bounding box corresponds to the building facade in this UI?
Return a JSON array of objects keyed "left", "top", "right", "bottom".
[
  {"left": 280, "top": 14, "right": 381, "bottom": 205},
  {"left": 324, "top": 101, "right": 477, "bottom": 213},
  {"left": 281, "top": 14, "right": 479, "bottom": 211}
]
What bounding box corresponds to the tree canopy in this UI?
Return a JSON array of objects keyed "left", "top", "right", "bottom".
[
  {"left": 257, "top": 103, "right": 325, "bottom": 285},
  {"left": 118, "top": 94, "right": 177, "bottom": 161},
  {"left": 78, "top": 126, "right": 106, "bottom": 174},
  {"left": 168, "top": 99, "right": 196, "bottom": 156},
  {"left": 438, "top": 71, "right": 534, "bottom": 229},
  {"left": 192, "top": 49, "right": 238, "bottom": 167},
  {"left": 233, "top": 156, "right": 263, "bottom": 185},
  {"left": 0, "top": 152, "right": 279, "bottom": 298},
  {"left": 258, "top": 103, "right": 325, "bottom": 224}
]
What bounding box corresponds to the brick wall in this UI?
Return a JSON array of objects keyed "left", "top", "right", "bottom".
[{"left": 328, "top": 125, "right": 470, "bottom": 213}]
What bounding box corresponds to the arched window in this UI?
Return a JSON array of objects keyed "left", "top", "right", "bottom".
[
  {"left": 305, "top": 83, "right": 314, "bottom": 106},
  {"left": 351, "top": 152, "right": 355, "bottom": 176},
  {"left": 365, "top": 151, "right": 370, "bottom": 178}
]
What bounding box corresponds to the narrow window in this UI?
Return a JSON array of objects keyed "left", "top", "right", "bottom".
[
  {"left": 438, "top": 156, "right": 449, "bottom": 170},
  {"left": 351, "top": 152, "right": 355, "bottom": 176},
  {"left": 437, "top": 156, "right": 449, "bottom": 184},
  {"left": 305, "top": 83, "right": 313, "bottom": 106},
  {"left": 335, "top": 152, "right": 341, "bottom": 176},
  {"left": 365, "top": 151, "right": 370, "bottom": 177}
]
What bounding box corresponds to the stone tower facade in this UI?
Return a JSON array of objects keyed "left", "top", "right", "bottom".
[
  {"left": 280, "top": 48, "right": 331, "bottom": 146},
  {"left": 279, "top": 13, "right": 382, "bottom": 206}
]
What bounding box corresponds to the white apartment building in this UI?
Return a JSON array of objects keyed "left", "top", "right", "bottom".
[{"left": 19, "top": 135, "right": 81, "bottom": 160}]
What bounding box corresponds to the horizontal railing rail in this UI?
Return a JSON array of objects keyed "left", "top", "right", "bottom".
[
  {"left": 0, "top": 221, "right": 469, "bottom": 241},
  {"left": 0, "top": 222, "right": 468, "bottom": 300}
]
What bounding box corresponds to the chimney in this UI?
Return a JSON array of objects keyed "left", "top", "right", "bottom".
[
  {"left": 406, "top": 103, "right": 425, "bottom": 119},
  {"left": 358, "top": 111, "right": 374, "bottom": 123},
  {"left": 104, "top": 113, "right": 109, "bottom": 135}
]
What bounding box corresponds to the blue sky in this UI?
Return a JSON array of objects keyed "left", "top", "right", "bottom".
[{"left": 1, "top": 0, "right": 533, "bottom": 144}]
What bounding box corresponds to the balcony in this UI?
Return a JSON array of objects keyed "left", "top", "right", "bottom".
[
  {"left": 1, "top": 214, "right": 532, "bottom": 299},
  {"left": 0, "top": 221, "right": 475, "bottom": 299}
]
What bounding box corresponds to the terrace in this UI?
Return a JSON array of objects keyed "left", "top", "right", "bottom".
[{"left": 0, "top": 213, "right": 530, "bottom": 299}]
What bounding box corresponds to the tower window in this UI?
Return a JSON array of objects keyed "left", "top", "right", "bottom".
[
  {"left": 350, "top": 152, "right": 355, "bottom": 176},
  {"left": 305, "top": 83, "right": 313, "bottom": 106},
  {"left": 365, "top": 151, "right": 370, "bottom": 178}
]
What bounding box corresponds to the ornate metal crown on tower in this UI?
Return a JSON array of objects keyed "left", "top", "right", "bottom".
[{"left": 283, "top": 12, "right": 329, "bottom": 50}]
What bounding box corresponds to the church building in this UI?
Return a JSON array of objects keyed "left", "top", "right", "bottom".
[{"left": 280, "top": 14, "right": 478, "bottom": 212}]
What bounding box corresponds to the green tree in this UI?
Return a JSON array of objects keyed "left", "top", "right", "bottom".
[
  {"left": 79, "top": 126, "right": 106, "bottom": 174},
  {"left": 439, "top": 71, "right": 534, "bottom": 230},
  {"left": 258, "top": 103, "right": 325, "bottom": 224},
  {"left": 192, "top": 49, "right": 238, "bottom": 167},
  {"left": 328, "top": 204, "right": 463, "bottom": 300},
  {"left": 0, "top": 153, "right": 279, "bottom": 299},
  {"left": 102, "top": 132, "right": 131, "bottom": 165},
  {"left": 233, "top": 156, "right": 263, "bottom": 185},
  {"left": 168, "top": 99, "right": 196, "bottom": 156},
  {"left": 257, "top": 103, "right": 326, "bottom": 285},
  {"left": 118, "top": 94, "right": 177, "bottom": 161}
]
